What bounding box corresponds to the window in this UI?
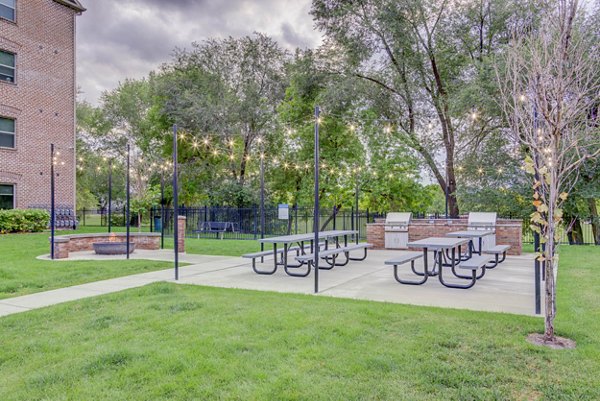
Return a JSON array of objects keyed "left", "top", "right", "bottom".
[
  {"left": 0, "top": 117, "right": 15, "bottom": 148},
  {"left": 0, "top": 0, "right": 15, "bottom": 22},
  {"left": 0, "top": 184, "right": 14, "bottom": 210},
  {"left": 0, "top": 50, "right": 15, "bottom": 83}
]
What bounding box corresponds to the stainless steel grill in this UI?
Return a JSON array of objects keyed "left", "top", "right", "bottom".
[
  {"left": 467, "top": 212, "right": 497, "bottom": 252},
  {"left": 384, "top": 212, "right": 412, "bottom": 249}
]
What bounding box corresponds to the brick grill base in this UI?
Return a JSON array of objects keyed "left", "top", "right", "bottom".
[
  {"left": 367, "top": 218, "right": 523, "bottom": 255},
  {"left": 50, "top": 233, "right": 161, "bottom": 259}
]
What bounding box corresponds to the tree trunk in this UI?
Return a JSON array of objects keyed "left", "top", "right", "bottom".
[
  {"left": 588, "top": 198, "right": 600, "bottom": 245},
  {"left": 544, "top": 212, "right": 556, "bottom": 341},
  {"left": 566, "top": 216, "right": 583, "bottom": 245}
]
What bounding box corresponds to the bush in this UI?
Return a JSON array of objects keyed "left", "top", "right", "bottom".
[{"left": 0, "top": 209, "right": 50, "bottom": 234}]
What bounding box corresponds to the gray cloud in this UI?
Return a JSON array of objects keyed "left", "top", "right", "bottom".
[{"left": 76, "top": 0, "right": 322, "bottom": 104}]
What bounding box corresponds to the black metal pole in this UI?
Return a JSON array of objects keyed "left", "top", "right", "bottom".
[
  {"left": 108, "top": 158, "right": 112, "bottom": 233},
  {"left": 160, "top": 168, "right": 165, "bottom": 249},
  {"left": 260, "top": 151, "right": 265, "bottom": 257},
  {"left": 126, "top": 144, "right": 131, "bottom": 259},
  {"left": 173, "top": 124, "right": 179, "bottom": 280},
  {"left": 355, "top": 175, "right": 359, "bottom": 244},
  {"left": 50, "top": 143, "right": 55, "bottom": 260},
  {"left": 314, "top": 106, "right": 320, "bottom": 294}
]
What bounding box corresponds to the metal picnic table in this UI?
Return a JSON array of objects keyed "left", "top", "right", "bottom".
[
  {"left": 446, "top": 230, "right": 495, "bottom": 260},
  {"left": 259, "top": 230, "right": 357, "bottom": 277},
  {"left": 406, "top": 237, "right": 474, "bottom": 288}
]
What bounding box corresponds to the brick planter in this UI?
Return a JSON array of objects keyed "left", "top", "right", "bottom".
[
  {"left": 367, "top": 218, "right": 523, "bottom": 255},
  {"left": 49, "top": 232, "right": 161, "bottom": 259}
]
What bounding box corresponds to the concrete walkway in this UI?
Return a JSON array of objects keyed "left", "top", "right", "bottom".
[{"left": 1, "top": 249, "right": 540, "bottom": 318}]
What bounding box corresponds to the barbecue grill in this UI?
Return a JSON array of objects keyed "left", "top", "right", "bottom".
[
  {"left": 384, "top": 212, "right": 412, "bottom": 249},
  {"left": 467, "top": 212, "right": 497, "bottom": 252}
]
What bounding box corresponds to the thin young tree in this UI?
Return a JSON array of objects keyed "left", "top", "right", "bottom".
[{"left": 497, "top": 0, "right": 600, "bottom": 345}]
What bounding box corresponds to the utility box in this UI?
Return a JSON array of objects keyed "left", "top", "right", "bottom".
[{"left": 384, "top": 212, "right": 412, "bottom": 249}]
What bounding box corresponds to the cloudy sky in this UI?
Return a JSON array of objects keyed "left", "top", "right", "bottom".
[{"left": 76, "top": 0, "right": 322, "bottom": 104}]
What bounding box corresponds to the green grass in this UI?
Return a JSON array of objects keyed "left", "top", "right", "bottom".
[
  {"left": 0, "top": 246, "right": 599, "bottom": 400},
  {"left": 0, "top": 228, "right": 264, "bottom": 300},
  {"left": 0, "top": 229, "right": 170, "bottom": 300}
]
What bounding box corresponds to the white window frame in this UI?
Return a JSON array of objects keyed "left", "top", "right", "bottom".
[
  {"left": 0, "top": 116, "right": 15, "bottom": 149},
  {"left": 0, "top": 0, "right": 16, "bottom": 23},
  {"left": 0, "top": 183, "right": 15, "bottom": 210},
  {"left": 0, "top": 50, "right": 16, "bottom": 83}
]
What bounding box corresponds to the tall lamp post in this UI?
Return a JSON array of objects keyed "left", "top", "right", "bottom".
[
  {"left": 50, "top": 143, "right": 56, "bottom": 260},
  {"left": 259, "top": 138, "right": 266, "bottom": 260},
  {"left": 160, "top": 166, "right": 165, "bottom": 249},
  {"left": 173, "top": 124, "right": 179, "bottom": 280},
  {"left": 126, "top": 144, "right": 131, "bottom": 259},
  {"left": 49, "top": 144, "right": 73, "bottom": 260},
  {"left": 108, "top": 158, "right": 113, "bottom": 233},
  {"left": 313, "top": 106, "right": 320, "bottom": 294}
]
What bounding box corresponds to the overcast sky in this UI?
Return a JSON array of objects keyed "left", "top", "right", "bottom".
[{"left": 76, "top": 0, "right": 322, "bottom": 105}]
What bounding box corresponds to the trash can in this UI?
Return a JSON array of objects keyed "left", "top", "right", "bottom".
[{"left": 154, "top": 216, "right": 162, "bottom": 232}]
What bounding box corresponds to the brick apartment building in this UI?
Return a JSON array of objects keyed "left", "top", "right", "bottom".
[{"left": 0, "top": 0, "right": 85, "bottom": 210}]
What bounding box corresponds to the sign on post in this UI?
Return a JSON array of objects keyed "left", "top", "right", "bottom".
[{"left": 278, "top": 204, "right": 289, "bottom": 220}]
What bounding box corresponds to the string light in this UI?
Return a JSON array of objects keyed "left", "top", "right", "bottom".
[
  {"left": 478, "top": 168, "right": 484, "bottom": 174},
  {"left": 518, "top": 94, "right": 526, "bottom": 102}
]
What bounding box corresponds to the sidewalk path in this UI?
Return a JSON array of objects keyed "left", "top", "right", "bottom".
[{"left": 1, "top": 250, "right": 247, "bottom": 318}]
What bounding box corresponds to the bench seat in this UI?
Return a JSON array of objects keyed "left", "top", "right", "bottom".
[
  {"left": 384, "top": 252, "right": 423, "bottom": 266},
  {"left": 458, "top": 255, "right": 491, "bottom": 270},
  {"left": 483, "top": 245, "right": 511, "bottom": 254},
  {"left": 385, "top": 251, "right": 426, "bottom": 285},
  {"left": 242, "top": 249, "right": 284, "bottom": 259},
  {"left": 482, "top": 244, "right": 510, "bottom": 268}
]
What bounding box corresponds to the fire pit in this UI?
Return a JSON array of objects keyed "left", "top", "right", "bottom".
[
  {"left": 93, "top": 242, "right": 135, "bottom": 255},
  {"left": 93, "top": 233, "right": 135, "bottom": 255}
]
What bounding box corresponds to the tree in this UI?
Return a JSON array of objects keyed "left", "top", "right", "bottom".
[
  {"left": 311, "top": 0, "right": 535, "bottom": 216},
  {"left": 154, "top": 33, "right": 289, "bottom": 206},
  {"left": 497, "top": 0, "right": 600, "bottom": 346}
]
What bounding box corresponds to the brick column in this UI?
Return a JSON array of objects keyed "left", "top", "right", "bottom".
[
  {"left": 51, "top": 238, "right": 69, "bottom": 259},
  {"left": 177, "top": 216, "right": 186, "bottom": 253}
]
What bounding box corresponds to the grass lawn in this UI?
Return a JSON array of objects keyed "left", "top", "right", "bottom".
[
  {"left": 0, "top": 246, "right": 599, "bottom": 400},
  {"left": 0, "top": 227, "right": 266, "bottom": 300},
  {"left": 0, "top": 228, "right": 172, "bottom": 300}
]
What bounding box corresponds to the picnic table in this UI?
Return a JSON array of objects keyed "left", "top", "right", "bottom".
[
  {"left": 446, "top": 230, "right": 495, "bottom": 259},
  {"left": 252, "top": 230, "right": 358, "bottom": 276},
  {"left": 406, "top": 237, "right": 483, "bottom": 289}
]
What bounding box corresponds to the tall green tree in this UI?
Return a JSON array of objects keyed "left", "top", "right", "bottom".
[{"left": 311, "top": 0, "right": 543, "bottom": 216}]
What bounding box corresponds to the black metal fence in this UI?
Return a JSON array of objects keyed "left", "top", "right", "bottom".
[
  {"left": 75, "top": 206, "right": 599, "bottom": 245},
  {"left": 148, "top": 206, "right": 384, "bottom": 241}
]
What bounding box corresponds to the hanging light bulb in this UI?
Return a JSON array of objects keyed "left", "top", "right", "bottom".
[{"left": 478, "top": 167, "right": 484, "bottom": 174}]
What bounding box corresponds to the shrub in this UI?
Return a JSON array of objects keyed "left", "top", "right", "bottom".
[{"left": 0, "top": 209, "right": 50, "bottom": 234}]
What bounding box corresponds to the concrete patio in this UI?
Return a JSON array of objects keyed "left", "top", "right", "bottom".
[{"left": 0, "top": 249, "right": 542, "bottom": 318}]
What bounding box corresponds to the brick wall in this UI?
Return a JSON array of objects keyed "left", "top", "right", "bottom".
[
  {"left": 52, "top": 232, "right": 160, "bottom": 259},
  {"left": 367, "top": 218, "right": 523, "bottom": 255},
  {"left": 0, "top": 0, "right": 81, "bottom": 209}
]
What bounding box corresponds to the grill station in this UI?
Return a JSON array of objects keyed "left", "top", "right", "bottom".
[
  {"left": 467, "top": 212, "right": 497, "bottom": 252},
  {"left": 384, "top": 212, "right": 412, "bottom": 249}
]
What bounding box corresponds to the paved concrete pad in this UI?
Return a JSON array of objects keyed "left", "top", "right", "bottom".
[{"left": 177, "top": 250, "right": 540, "bottom": 316}]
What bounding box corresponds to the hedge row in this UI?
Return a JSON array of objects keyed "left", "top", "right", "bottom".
[{"left": 0, "top": 209, "right": 50, "bottom": 234}]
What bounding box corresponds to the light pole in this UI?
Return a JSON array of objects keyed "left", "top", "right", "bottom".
[
  {"left": 50, "top": 143, "right": 56, "bottom": 260},
  {"left": 259, "top": 138, "right": 265, "bottom": 260},
  {"left": 313, "top": 106, "right": 320, "bottom": 294},
  {"left": 173, "top": 124, "right": 179, "bottom": 280},
  {"left": 160, "top": 166, "right": 165, "bottom": 249},
  {"left": 126, "top": 144, "right": 131, "bottom": 259},
  {"left": 108, "top": 158, "right": 112, "bottom": 233}
]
